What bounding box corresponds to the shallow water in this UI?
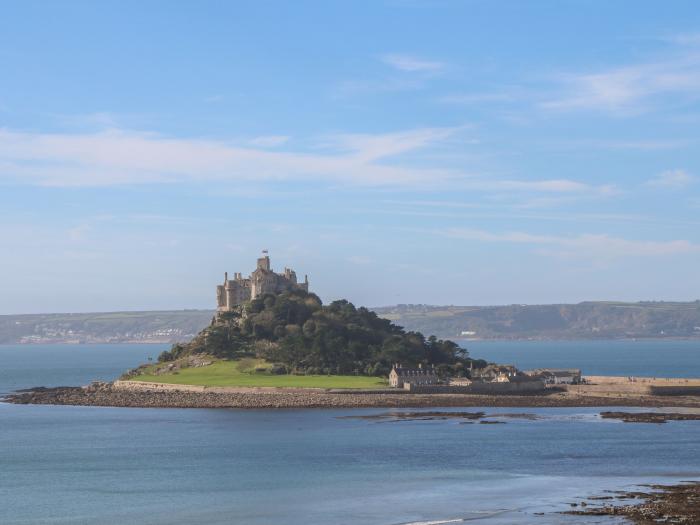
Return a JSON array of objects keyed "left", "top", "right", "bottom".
[
  {"left": 1, "top": 343, "right": 699, "bottom": 524},
  {"left": 0, "top": 343, "right": 163, "bottom": 395},
  {"left": 2, "top": 402, "right": 699, "bottom": 525}
]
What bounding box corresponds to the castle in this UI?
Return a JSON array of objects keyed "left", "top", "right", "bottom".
[{"left": 216, "top": 252, "right": 309, "bottom": 312}]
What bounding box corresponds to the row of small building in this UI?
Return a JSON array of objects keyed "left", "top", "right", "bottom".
[{"left": 389, "top": 363, "right": 582, "bottom": 390}]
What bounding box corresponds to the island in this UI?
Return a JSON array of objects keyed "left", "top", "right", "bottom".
[{"left": 5, "top": 253, "right": 700, "bottom": 409}]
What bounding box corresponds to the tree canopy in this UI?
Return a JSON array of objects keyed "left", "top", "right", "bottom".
[{"left": 158, "top": 289, "right": 472, "bottom": 377}]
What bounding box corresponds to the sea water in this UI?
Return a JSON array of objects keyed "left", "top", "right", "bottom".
[
  {"left": 467, "top": 339, "right": 700, "bottom": 377},
  {"left": 1, "top": 343, "right": 699, "bottom": 525}
]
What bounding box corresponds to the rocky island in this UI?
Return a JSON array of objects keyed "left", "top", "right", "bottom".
[{"left": 5, "top": 254, "right": 700, "bottom": 410}]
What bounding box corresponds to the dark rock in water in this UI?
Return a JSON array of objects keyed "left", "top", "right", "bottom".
[
  {"left": 563, "top": 482, "right": 700, "bottom": 524},
  {"left": 485, "top": 412, "right": 539, "bottom": 420},
  {"left": 13, "top": 386, "right": 74, "bottom": 393},
  {"left": 600, "top": 411, "right": 700, "bottom": 424},
  {"left": 4, "top": 386, "right": 87, "bottom": 405},
  {"left": 479, "top": 420, "right": 506, "bottom": 424},
  {"left": 338, "top": 411, "right": 486, "bottom": 422}
]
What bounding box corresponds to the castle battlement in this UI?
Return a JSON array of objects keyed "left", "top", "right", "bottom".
[{"left": 216, "top": 252, "right": 309, "bottom": 312}]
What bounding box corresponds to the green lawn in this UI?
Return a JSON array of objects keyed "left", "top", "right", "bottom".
[{"left": 130, "top": 359, "right": 388, "bottom": 389}]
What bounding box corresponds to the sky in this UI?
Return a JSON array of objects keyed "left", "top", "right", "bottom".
[{"left": 1, "top": 0, "right": 700, "bottom": 314}]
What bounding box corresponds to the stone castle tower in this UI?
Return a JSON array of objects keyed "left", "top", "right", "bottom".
[{"left": 216, "top": 251, "right": 309, "bottom": 312}]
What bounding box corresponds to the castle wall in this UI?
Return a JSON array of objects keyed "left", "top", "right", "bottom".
[
  {"left": 218, "top": 255, "right": 308, "bottom": 311},
  {"left": 216, "top": 285, "right": 226, "bottom": 309}
]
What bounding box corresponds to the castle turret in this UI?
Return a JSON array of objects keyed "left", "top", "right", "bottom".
[{"left": 257, "top": 254, "right": 271, "bottom": 271}]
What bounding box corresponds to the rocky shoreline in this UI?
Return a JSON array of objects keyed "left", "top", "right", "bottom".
[
  {"left": 564, "top": 482, "right": 700, "bottom": 524},
  {"left": 4, "top": 382, "right": 700, "bottom": 409}
]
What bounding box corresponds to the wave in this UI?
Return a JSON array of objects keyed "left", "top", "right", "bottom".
[{"left": 395, "top": 509, "right": 511, "bottom": 525}]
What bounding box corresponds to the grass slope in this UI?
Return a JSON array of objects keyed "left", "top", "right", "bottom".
[{"left": 131, "top": 359, "right": 388, "bottom": 389}]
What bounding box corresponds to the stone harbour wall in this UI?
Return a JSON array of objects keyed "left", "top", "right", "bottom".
[{"left": 404, "top": 381, "right": 545, "bottom": 394}]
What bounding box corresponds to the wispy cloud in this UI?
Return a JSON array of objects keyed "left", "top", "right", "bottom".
[
  {"left": 491, "top": 179, "right": 616, "bottom": 195},
  {"left": 442, "top": 227, "right": 699, "bottom": 260},
  {"left": 0, "top": 127, "right": 462, "bottom": 188},
  {"left": 542, "top": 52, "right": 700, "bottom": 113},
  {"left": 665, "top": 33, "right": 700, "bottom": 46},
  {"left": 332, "top": 53, "right": 445, "bottom": 99},
  {"left": 646, "top": 169, "right": 695, "bottom": 189},
  {"left": 323, "top": 127, "right": 457, "bottom": 161},
  {"left": 0, "top": 126, "right": 618, "bottom": 203},
  {"left": 248, "top": 135, "right": 290, "bottom": 148},
  {"left": 56, "top": 111, "right": 121, "bottom": 129},
  {"left": 380, "top": 53, "right": 446, "bottom": 73},
  {"left": 555, "top": 138, "right": 692, "bottom": 151}
]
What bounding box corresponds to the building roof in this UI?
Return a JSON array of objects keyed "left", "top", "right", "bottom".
[{"left": 391, "top": 366, "right": 436, "bottom": 376}]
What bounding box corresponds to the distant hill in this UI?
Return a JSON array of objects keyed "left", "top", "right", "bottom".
[
  {"left": 0, "top": 310, "right": 214, "bottom": 344},
  {"left": 374, "top": 301, "right": 700, "bottom": 340},
  {"left": 2, "top": 301, "right": 700, "bottom": 344}
]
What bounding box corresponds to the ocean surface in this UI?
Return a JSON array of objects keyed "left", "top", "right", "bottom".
[
  {"left": 1, "top": 342, "right": 699, "bottom": 525},
  {"left": 468, "top": 339, "right": 700, "bottom": 377}
]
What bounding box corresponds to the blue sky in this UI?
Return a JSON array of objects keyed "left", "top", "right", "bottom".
[{"left": 1, "top": 0, "right": 700, "bottom": 314}]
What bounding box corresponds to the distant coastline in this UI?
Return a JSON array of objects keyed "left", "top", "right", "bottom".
[{"left": 3, "top": 300, "right": 700, "bottom": 343}]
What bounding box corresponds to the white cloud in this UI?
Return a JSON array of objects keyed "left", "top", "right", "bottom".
[
  {"left": 442, "top": 227, "right": 699, "bottom": 260},
  {"left": 325, "top": 127, "right": 456, "bottom": 161},
  {"left": 646, "top": 169, "right": 695, "bottom": 189},
  {"left": 0, "top": 127, "right": 458, "bottom": 187},
  {"left": 454, "top": 179, "right": 617, "bottom": 197},
  {"left": 542, "top": 53, "right": 700, "bottom": 113},
  {"left": 0, "top": 126, "right": 618, "bottom": 201},
  {"left": 380, "top": 54, "right": 446, "bottom": 73}
]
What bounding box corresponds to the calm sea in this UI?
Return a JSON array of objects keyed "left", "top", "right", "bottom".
[
  {"left": 1, "top": 342, "right": 699, "bottom": 525},
  {"left": 467, "top": 339, "right": 700, "bottom": 377}
]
